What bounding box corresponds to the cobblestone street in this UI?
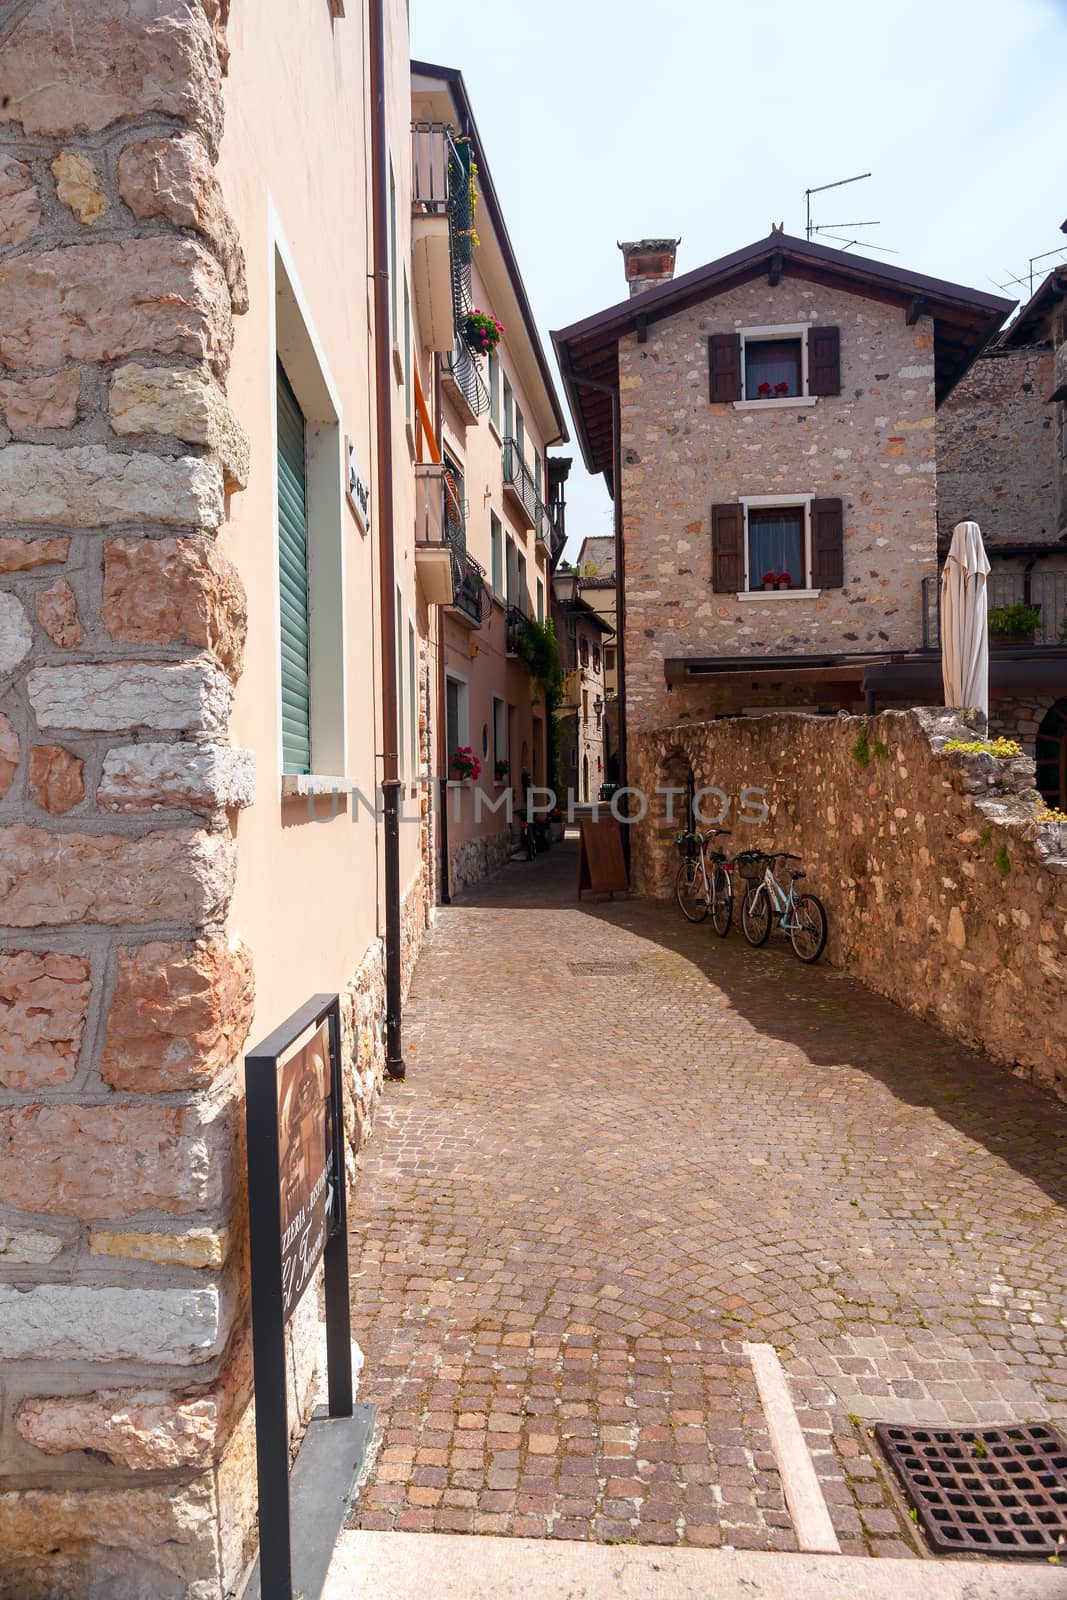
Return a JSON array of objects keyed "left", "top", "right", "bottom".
[{"left": 347, "top": 837, "right": 1067, "bottom": 1557}]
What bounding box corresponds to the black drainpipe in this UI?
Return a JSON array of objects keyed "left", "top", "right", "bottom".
[{"left": 370, "top": 0, "right": 404, "bottom": 1080}]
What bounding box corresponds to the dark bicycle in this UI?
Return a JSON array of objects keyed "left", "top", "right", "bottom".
[{"left": 673, "top": 827, "right": 734, "bottom": 937}]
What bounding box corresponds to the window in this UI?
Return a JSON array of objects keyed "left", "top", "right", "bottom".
[
  {"left": 492, "top": 696, "right": 508, "bottom": 775},
  {"left": 277, "top": 362, "right": 312, "bottom": 775},
  {"left": 505, "top": 534, "right": 517, "bottom": 608},
  {"left": 605, "top": 646, "right": 616, "bottom": 674},
  {"left": 517, "top": 551, "right": 527, "bottom": 615},
  {"left": 593, "top": 644, "right": 601, "bottom": 673},
  {"left": 503, "top": 373, "right": 513, "bottom": 439},
  {"left": 744, "top": 336, "right": 801, "bottom": 400},
  {"left": 515, "top": 404, "right": 525, "bottom": 464},
  {"left": 748, "top": 507, "right": 805, "bottom": 589},
  {"left": 274, "top": 245, "right": 345, "bottom": 781},
  {"left": 710, "top": 497, "right": 844, "bottom": 594},
  {"left": 579, "top": 635, "right": 589, "bottom": 667},
  {"left": 490, "top": 512, "right": 503, "bottom": 597},
  {"left": 408, "top": 621, "right": 418, "bottom": 778},
  {"left": 488, "top": 348, "right": 500, "bottom": 429},
  {"left": 534, "top": 451, "right": 542, "bottom": 505},
  {"left": 402, "top": 272, "right": 412, "bottom": 422},
  {"left": 536, "top": 576, "right": 544, "bottom": 623},
  {"left": 389, "top": 158, "right": 397, "bottom": 341},
  {"left": 445, "top": 675, "right": 469, "bottom": 764},
  {"left": 1036, "top": 699, "right": 1067, "bottom": 811},
  {"left": 709, "top": 324, "right": 840, "bottom": 404},
  {"left": 582, "top": 688, "right": 589, "bottom": 725}
]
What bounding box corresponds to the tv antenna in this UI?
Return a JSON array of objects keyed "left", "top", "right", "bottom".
[
  {"left": 805, "top": 172, "right": 872, "bottom": 241},
  {"left": 994, "top": 245, "right": 1067, "bottom": 299}
]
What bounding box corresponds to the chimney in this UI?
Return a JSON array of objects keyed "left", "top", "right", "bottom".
[{"left": 618, "top": 238, "right": 680, "bottom": 297}]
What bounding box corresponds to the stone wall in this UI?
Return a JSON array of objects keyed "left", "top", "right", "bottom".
[
  {"left": 618, "top": 280, "right": 938, "bottom": 733},
  {"left": 0, "top": 4, "right": 258, "bottom": 1595},
  {"left": 936, "top": 344, "right": 1059, "bottom": 544},
  {"left": 630, "top": 708, "right": 1067, "bottom": 1100},
  {"left": 449, "top": 822, "right": 515, "bottom": 896}
]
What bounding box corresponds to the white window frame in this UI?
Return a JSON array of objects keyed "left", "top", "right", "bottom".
[
  {"left": 737, "top": 493, "right": 821, "bottom": 599},
  {"left": 270, "top": 216, "right": 348, "bottom": 790},
  {"left": 735, "top": 323, "right": 818, "bottom": 409},
  {"left": 445, "top": 670, "right": 470, "bottom": 782}
]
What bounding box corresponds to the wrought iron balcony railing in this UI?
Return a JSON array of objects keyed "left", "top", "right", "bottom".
[
  {"left": 451, "top": 551, "right": 488, "bottom": 627},
  {"left": 411, "top": 121, "right": 473, "bottom": 322},
  {"left": 921, "top": 571, "right": 1067, "bottom": 650},
  {"left": 502, "top": 438, "right": 538, "bottom": 527},
  {"left": 505, "top": 603, "right": 533, "bottom": 657},
  {"left": 443, "top": 335, "right": 490, "bottom": 420},
  {"left": 414, "top": 461, "right": 465, "bottom": 552}
]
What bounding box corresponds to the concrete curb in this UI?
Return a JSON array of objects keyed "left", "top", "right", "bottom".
[{"left": 323, "top": 1530, "right": 1067, "bottom": 1599}]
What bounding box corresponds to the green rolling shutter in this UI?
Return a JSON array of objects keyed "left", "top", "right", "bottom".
[{"left": 277, "top": 363, "right": 312, "bottom": 774}]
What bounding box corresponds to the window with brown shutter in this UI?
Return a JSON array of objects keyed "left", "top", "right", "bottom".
[
  {"left": 808, "top": 326, "right": 841, "bottom": 396},
  {"left": 708, "top": 334, "right": 741, "bottom": 403},
  {"left": 811, "top": 497, "right": 844, "bottom": 587},
  {"left": 711, "top": 502, "right": 743, "bottom": 592}
]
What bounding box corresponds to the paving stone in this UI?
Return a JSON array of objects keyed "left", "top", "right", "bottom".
[{"left": 345, "top": 839, "right": 1067, "bottom": 1554}]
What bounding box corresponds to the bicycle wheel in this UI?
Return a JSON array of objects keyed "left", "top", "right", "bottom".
[
  {"left": 675, "top": 858, "right": 709, "bottom": 922},
  {"left": 789, "top": 893, "right": 828, "bottom": 963},
  {"left": 741, "top": 884, "right": 771, "bottom": 946},
  {"left": 710, "top": 862, "right": 733, "bottom": 937}
]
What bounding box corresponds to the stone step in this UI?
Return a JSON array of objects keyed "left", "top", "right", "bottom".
[{"left": 323, "top": 1530, "right": 1065, "bottom": 1600}]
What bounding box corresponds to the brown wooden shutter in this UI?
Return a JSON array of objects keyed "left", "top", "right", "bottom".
[
  {"left": 811, "top": 498, "right": 844, "bottom": 588},
  {"left": 808, "top": 325, "right": 841, "bottom": 396},
  {"left": 708, "top": 334, "right": 742, "bottom": 403},
  {"left": 711, "top": 502, "right": 743, "bottom": 593}
]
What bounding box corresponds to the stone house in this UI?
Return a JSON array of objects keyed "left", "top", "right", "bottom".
[
  {"left": 552, "top": 232, "right": 1014, "bottom": 759},
  {"left": 938, "top": 261, "right": 1067, "bottom": 805},
  {"left": 0, "top": 5, "right": 561, "bottom": 1595},
  {"left": 551, "top": 565, "right": 613, "bottom": 803}
]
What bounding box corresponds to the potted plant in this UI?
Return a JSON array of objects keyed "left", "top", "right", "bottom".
[
  {"left": 757, "top": 381, "right": 773, "bottom": 398},
  {"left": 774, "top": 380, "right": 790, "bottom": 396},
  {"left": 988, "top": 602, "right": 1042, "bottom": 649},
  {"left": 461, "top": 309, "right": 503, "bottom": 357},
  {"left": 777, "top": 571, "right": 793, "bottom": 590},
  {"left": 493, "top": 758, "right": 509, "bottom": 783},
  {"left": 450, "top": 746, "right": 480, "bottom": 782},
  {"left": 761, "top": 569, "right": 778, "bottom": 591}
]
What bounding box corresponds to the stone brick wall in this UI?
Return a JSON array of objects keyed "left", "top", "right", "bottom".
[
  {"left": 619, "top": 281, "right": 938, "bottom": 733},
  {"left": 936, "top": 345, "right": 1059, "bottom": 543},
  {"left": 0, "top": 4, "right": 260, "bottom": 1595},
  {"left": 630, "top": 708, "right": 1067, "bottom": 1100}
]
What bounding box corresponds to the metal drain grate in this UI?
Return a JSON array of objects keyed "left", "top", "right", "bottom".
[
  {"left": 875, "top": 1423, "right": 1067, "bottom": 1556},
  {"left": 567, "top": 961, "right": 639, "bottom": 976}
]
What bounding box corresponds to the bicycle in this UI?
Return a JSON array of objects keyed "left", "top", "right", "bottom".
[
  {"left": 737, "top": 850, "right": 828, "bottom": 963},
  {"left": 673, "top": 828, "right": 733, "bottom": 937}
]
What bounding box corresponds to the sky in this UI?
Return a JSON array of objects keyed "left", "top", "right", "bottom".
[{"left": 411, "top": 0, "right": 1067, "bottom": 555}]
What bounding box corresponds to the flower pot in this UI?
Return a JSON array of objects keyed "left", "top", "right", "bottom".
[
  {"left": 762, "top": 580, "right": 776, "bottom": 591},
  {"left": 990, "top": 631, "right": 1035, "bottom": 650},
  {"left": 777, "top": 579, "right": 791, "bottom": 590}
]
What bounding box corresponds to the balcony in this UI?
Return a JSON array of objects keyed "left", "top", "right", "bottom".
[
  {"left": 442, "top": 334, "right": 490, "bottom": 424},
  {"left": 451, "top": 552, "right": 488, "bottom": 628},
  {"left": 922, "top": 571, "right": 1067, "bottom": 650},
  {"left": 411, "top": 122, "right": 475, "bottom": 353},
  {"left": 414, "top": 462, "right": 463, "bottom": 606},
  {"left": 536, "top": 497, "right": 565, "bottom": 557},
  {"left": 502, "top": 438, "right": 538, "bottom": 529},
  {"left": 505, "top": 604, "right": 533, "bottom": 658}
]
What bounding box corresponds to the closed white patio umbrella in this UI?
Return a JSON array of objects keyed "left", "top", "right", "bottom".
[{"left": 940, "top": 519, "right": 991, "bottom": 718}]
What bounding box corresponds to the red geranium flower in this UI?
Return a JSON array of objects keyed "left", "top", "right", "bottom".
[{"left": 757, "top": 381, "right": 772, "bottom": 396}]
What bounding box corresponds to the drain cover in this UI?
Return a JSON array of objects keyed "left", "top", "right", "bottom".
[
  {"left": 875, "top": 1423, "right": 1067, "bottom": 1556},
  {"left": 567, "top": 961, "right": 638, "bottom": 976}
]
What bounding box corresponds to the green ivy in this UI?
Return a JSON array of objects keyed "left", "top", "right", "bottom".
[{"left": 994, "top": 844, "right": 1011, "bottom": 879}]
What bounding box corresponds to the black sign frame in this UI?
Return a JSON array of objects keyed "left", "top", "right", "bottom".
[{"left": 245, "top": 993, "right": 352, "bottom": 1600}]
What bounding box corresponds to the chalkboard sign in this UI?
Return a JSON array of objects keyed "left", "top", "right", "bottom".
[
  {"left": 577, "top": 815, "right": 629, "bottom": 898},
  {"left": 245, "top": 994, "right": 352, "bottom": 1600}
]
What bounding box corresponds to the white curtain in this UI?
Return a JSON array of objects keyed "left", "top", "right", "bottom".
[{"left": 940, "top": 520, "right": 991, "bottom": 718}]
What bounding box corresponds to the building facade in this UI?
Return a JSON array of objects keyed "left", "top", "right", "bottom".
[
  {"left": 551, "top": 568, "right": 612, "bottom": 802},
  {"left": 554, "top": 232, "right": 1019, "bottom": 752},
  {"left": 0, "top": 8, "right": 561, "bottom": 1595},
  {"left": 938, "top": 263, "right": 1067, "bottom": 803},
  {"left": 411, "top": 65, "right": 567, "bottom": 893}
]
